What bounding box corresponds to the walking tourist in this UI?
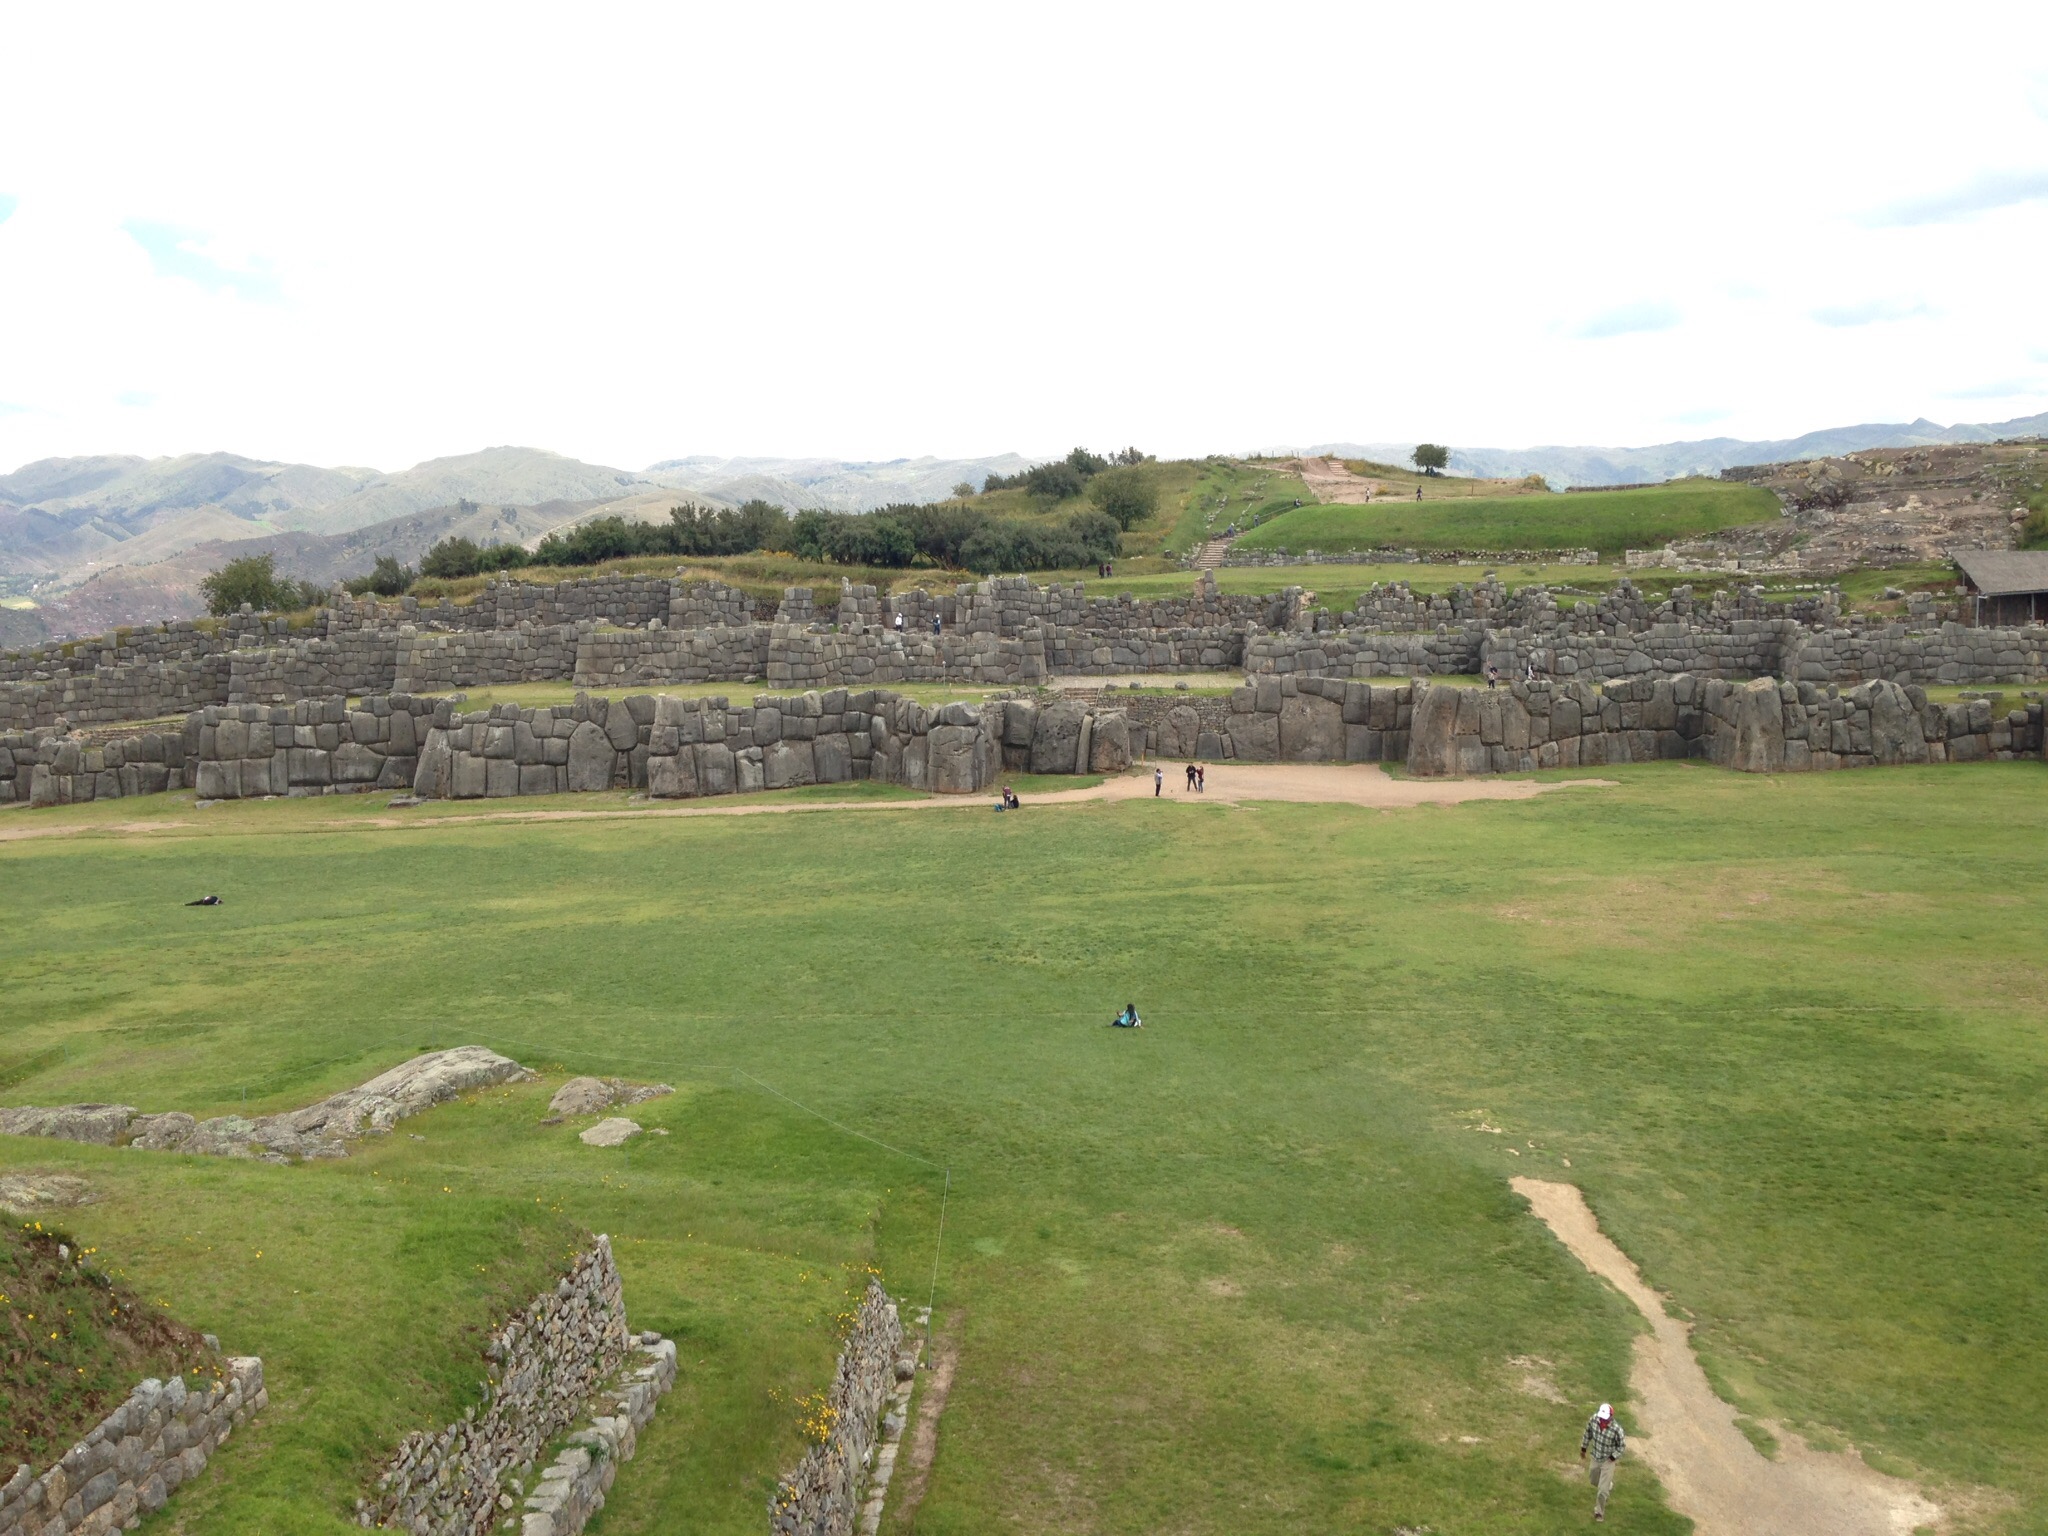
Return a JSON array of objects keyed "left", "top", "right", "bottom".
[
  {"left": 1486, "top": 663, "right": 1500, "bottom": 688},
  {"left": 1196, "top": 764, "right": 1205, "bottom": 792},
  {"left": 1579, "top": 1403, "right": 1625, "bottom": 1521},
  {"left": 894, "top": 610, "right": 904, "bottom": 634},
  {"left": 1186, "top": 762, "right": 1197, "bottom": 790},
  {"left": 1154, "top": 766, "right": 1163, "bottom": 796}
]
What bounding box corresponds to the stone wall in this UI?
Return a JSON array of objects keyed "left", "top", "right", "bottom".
[
  {"left": 1402, "top": 675, "right": 2045, "bottom": 776},
  {"left": 0, "top": 725, "right": 186, "bottom": 807},
  {"left": 770, "top": 1281, "right": 905, "bottom": 1536},
  {"left": 0, "top": 1357, "right": 265, "bottom": 1534},
  {"left": 187, "top": 696, "right": 438, "bottom": 799},
  {"left": 365, "top": 1238, "right": 638, "bottom": 1534},
  {"left": 393, "top": 626, "right": 585, "bottom": 693}
]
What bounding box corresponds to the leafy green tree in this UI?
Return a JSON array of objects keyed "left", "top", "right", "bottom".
[
  {"left": 1065, "top": 446, "right": 1110, "bottom": 477},
  {"left": 344, "top": 555, "right": 415, "bottom": 597},
  {"left": 198, "top": 553, "right": 300, "bottom": 615},
  {"left": 1023, "top": 461, "right": 1087, "bottom": 502},
  {"left": 1411, "top": 443, "right": 1450, "bottom": 476},
  {"left": 951, "top": 481, "right": 976, "bottom": 499},
  {"left": 1088, "top": 465, "right": 1159, "bottom": 530},
  {"left": 421, "top": 536, "right": 484, "bottom": 579}
]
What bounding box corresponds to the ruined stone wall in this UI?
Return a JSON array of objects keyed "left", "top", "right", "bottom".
[
  {"left": 187, "top": 695, "right": 438, "bottom": 799},
  {"left": 0, "top": 725, "right": 187, "bottom": 806},
  {"left": 669, "top": 579, "right": 756, "bottom": 629},
  {"left": 1246, "top": 629, "right": 1481, "bottom": 677},
  {"left": 770, "top": 1281, "right": 904, "bottom": 1536},
  {"left": 393, "top": 625, "right": 585, "bottom": 692},
  {"left": 1780, "top": 621, "right": 2048, "bottom": 685},
  {"left": 226, "top": 631, "right": 400, "bottom": 705},
  {"left": 1401, "top": 675, "right": 2044, "bottom": 776},
  {"left": 365, "top": 1239, "right": 635, "bottom": 1535},
  {"left": 0, "top": 1358, "right": 265, "bottom": 1534},
  {"left": 408, "top": 688, "right": 1063, "bottom": 801}
]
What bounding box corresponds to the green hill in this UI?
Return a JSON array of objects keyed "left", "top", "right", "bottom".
[{"left": 1233, "top": 478, "right": 1780, "bottom": 557}]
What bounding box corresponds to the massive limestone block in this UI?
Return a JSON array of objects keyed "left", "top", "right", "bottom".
[
  {"left": 1226, "top": 709, "right": 1280, "bottom": 762},
  {"left": 1729, "top": 678, "right": 1787, "bottom": 773},
  {"left": 1278, "top": 694, "right": 1343, "bottom": 762},
  {"left": 764, "top": 739, "right": 817, "bottom": 790},
  {"left": 414, "top": 730, "right": 458, "bottom": 798},
  {"left": 926, "top": 723, "right": 987, "bottom": 794},
  {"left": 698, "top": 743, "right": 735, "bottom": 795},
  {"left": 1088, "top": 711, "right": 1132, "bottom": 772},
  {"left": 1405, "top": 684, "right": 1464, "bottom": 777},
  {"left": 814, "top": 732, "right": 853, "bottom": 783},
  {"left": 1002, "top": 700, "right": 1038, "bottom": 749},
  {"left": 567, "top": 720, "right": 616, "bottom": 793},
  {"left": 1160, "top": 704, "right": 1201, "bottom": 759},
  {"left": 1866, "top": 680, "right": 1930, "bottom": 765},
  {"left": 1029, "top": 700, "right": 1088, "bottom": 774}
]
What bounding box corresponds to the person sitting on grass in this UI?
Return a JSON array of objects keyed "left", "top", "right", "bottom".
[
  {"left": 1004, "top": 786, "right": 1020, "bottom": 809},
  {"left": 1110, "top": 1003, "right": 1142, "bottom": 1028}
]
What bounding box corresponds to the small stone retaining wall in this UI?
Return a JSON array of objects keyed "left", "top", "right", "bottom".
[
  {"left": 0, "top": 1357, "right": 265, "bottom": 1534},
  {"left": 365, "top": 1238, "right": 640, "bottom": 1534},
  {"left": 770, "top": 1281, "right": 904, "bottom": 1536}
]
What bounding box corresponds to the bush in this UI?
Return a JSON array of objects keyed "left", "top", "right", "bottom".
[
  {"left": 420, "top": 537, "right": 531, "bottom": 579},
  {"left": 957, "top": 511, "right": 1119, "bottom": 574},
  {"left": 198, "top": 553, "right": 317, "bottom": 616},
  {"left": 1088, "top": 465, "right": 1159, "bottom": 530},
  {"left": 344, "top": 555, "right": 415, "bottom": 597}
]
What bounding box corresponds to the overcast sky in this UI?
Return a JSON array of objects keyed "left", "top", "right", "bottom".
[{"left": 1, "top": 3, "right": 2045, "bottom": 474}]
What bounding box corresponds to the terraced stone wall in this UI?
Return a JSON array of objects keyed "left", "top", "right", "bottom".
[
  {"left": 770, "top": 1281, "right": 904, "bottom": 1536},
  {"left": 365, "top": 1239, "right": 635, "bottom": 1534},
  {"left": 0, "top": 1358, "right": 265, "bottom": 1534}
]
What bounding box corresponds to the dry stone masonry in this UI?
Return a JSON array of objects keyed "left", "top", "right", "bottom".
[
  {"left": 771, "top": 1281, "right": 905, "bottom": 1536},
  {"left": 0, "top": 1357, "right": 265, "bottom": 1535},
  {"left": 4, "top": 568, "right": 2046, "bottom": 805},
  {"left": 362, "top": 1237, "right": 675, "bottom": 1536}
]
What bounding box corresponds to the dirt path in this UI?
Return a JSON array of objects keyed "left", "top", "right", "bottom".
[
  {"left": 0, "top": 767, "right": 1612, "bottom": 843},
  {"left": 892, "top": 1326, "right": 959, "bottom": 1530},
  {"left": 1512, "top": 1178, "right": 1939, "bottom": 1536},
  {"left": 1288, "top": 454, "right": 1383, "bottom": 503}
]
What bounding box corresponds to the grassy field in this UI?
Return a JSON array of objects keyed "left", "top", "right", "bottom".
[
  {"left": 3, "top": 763, "right": 2046, "bottom": 1532},
  {"left": 1234, "top": 478, "right": 1783, "bottom": 558}
]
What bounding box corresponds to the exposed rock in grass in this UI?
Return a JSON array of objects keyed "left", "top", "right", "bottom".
[
  {"left": 577, "top": 1118, "right": 642, "bottom": 1148},
  {"left": 0, "top": 1046, "right": 532, "bottom": 1164},
  {"left": 0, "top": 1172, "right": 96, "bottom": 1216},
  {"left": 547, "top": 1077, "right": 674, "bottom": 1118}
]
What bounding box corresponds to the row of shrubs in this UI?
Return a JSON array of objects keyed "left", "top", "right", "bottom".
[{"left": 197, "top": 452, "right": 1164, "bottom": 612}]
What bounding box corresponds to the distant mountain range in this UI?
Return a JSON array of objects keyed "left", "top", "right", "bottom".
[{"left": 1298, "top": 410, "right": 2048, "bottom": 489}]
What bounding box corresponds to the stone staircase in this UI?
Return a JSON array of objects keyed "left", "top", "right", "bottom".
[{"left": 1193, "top": 534, "right": 1237, "bottom": 570}]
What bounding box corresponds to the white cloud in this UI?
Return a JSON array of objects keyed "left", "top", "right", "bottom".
[
  {"left": 1810, "top": 298, "right": 1931, "bottom": 328},
  {"left": 0, "top": 2, "right": 2045, "bottom": 472}
]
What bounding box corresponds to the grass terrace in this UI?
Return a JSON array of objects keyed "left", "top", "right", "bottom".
[
  {"left": 1234, "top": 478, "right": 1783, "bottom": 558},
  {"left": 1, "top": 759, "right": 2045, "bottom": 1531}
]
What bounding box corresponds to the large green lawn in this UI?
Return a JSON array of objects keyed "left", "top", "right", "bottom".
[
  {"left": 1234, "top": 478, "right": 1783, "bottom": 557},
  {"left": 1, "top": 761, "right": 2044, "bottom": 1532}
]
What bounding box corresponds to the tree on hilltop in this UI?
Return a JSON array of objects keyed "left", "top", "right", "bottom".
[
  {"left": 1411, "top": 443, "right": 1450, "bottom": 476},
  {"left": 198, "top": 553, "right": 314, "bottom": 616},
  {"left": 1088, "top": 464, "right": 1160, "bottom": 530}
]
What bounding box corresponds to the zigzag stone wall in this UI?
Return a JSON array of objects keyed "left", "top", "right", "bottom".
[{"left": 363, "top": 1237, "right": 675, "bottom": 1536}]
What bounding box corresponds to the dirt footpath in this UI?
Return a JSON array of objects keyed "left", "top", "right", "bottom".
[
  {"left": 1287, "top": 455, "right": 1383, "bottom": 503},
  {"left": 1512, "top": 1177, "right": 1940, "bottom": 1536},
  {"left": 0, "top": 765, "right": 1610, "bottom": 843}
]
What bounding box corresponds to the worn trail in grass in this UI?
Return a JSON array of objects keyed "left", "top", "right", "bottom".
[{"left": 0, "top": 761, "right": 2044, "bottom": 1532}]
